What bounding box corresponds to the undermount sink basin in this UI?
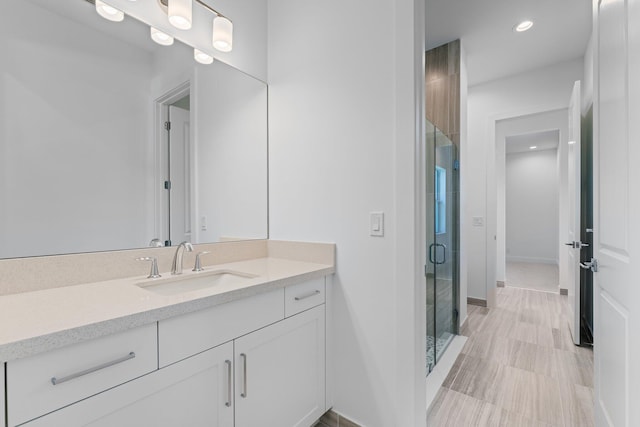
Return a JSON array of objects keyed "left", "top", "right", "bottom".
[{"left": 136, "top": 270, "right": 258, "bottom": 296}]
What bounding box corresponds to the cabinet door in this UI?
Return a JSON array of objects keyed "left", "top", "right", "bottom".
[
  {"left": 22, "top": 342, "right": 234, "bottom": 427},
  {"left": 235, "top": 305, "right": 325, "bottom": 427}
]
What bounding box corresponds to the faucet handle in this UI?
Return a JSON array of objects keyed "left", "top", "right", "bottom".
[
  {"left": 136, "top": 257, "right": 161, "bottom": 279},
  {"left": 148, "top": 238, "right": 163, "bottom": 248},
  {"left": 193, "top": 251, "right": 211, "bottom": 272}
]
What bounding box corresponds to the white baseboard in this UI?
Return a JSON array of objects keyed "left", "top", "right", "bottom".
[{"left": 506, "top": 256, "right": 558, "bottom": 265}]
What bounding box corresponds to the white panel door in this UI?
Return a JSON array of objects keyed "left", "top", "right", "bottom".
[
  {"left": 169, "top": 105, "right": 193, "bottom": 244},
  {"left": 234, "top": 305, "right": 326, "bottom": 427},
  {"left": 567, "top": 80, "right": 582, "bottom": 344},
  {"left": 594, "top": 0, "right": 640, "bottom": 425},
  {"left": 22, "top": 342, "right": 234, "bottom": 427}
]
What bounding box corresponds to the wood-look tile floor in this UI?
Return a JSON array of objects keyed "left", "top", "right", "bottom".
[{"left": 428, "top": 287, "right": 594, "bottom": 427}]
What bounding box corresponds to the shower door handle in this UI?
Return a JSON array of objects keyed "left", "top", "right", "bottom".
[
  {"left": 435, "top": 243, "right": 447, "bottom": 265},
  {"left": 429, "top": 243, "right": 436, "bottom": 264}
]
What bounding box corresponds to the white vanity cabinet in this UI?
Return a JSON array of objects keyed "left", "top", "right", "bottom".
[
  {"left": 234, "top": 304, "right": 326, "bottom": 427},
  {"left": 7, "top": 323, "right": 158, "bottom": 427},
  {"left": 21, "top": 342, "right": 234, "bottom": 427},
  {"left": 5, "top": 276, "right": 329, "bottom": 427}
]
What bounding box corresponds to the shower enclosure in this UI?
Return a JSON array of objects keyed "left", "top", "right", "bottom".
[{"left": 426, "top": 119, "right": 459, "bottom": 374}]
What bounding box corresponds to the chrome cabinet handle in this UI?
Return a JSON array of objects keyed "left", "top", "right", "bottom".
[
  {"left": 240, "top": 353, "right": 247, "bottom": 398},
  {"left": 51, "top": 352, "right": 136, "bottom": 386},
  {"left": 294, "top": 290, "right": 320, "bottom": 301},
  {"left": 225, "top": 360, "right": 232, "bottom": 407}
]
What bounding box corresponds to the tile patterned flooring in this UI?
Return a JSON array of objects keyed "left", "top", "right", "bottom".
[{"left": 427, "top": 287, "right": 594, "bottom": 426}]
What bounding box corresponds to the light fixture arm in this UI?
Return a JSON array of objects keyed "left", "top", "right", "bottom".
[{"left": 193, "top": 0, "right": 229, "bottom": 21}]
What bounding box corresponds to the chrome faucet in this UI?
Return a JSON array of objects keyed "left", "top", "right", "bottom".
[{"left": 171, "top": 241, "right": 194, "bottom": 275}]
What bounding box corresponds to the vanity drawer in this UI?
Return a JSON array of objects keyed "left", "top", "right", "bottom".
[
  {"left": 285, "top": 277, "right": 326, "bottom": 317},
  {"left": 158, "top": 288, "right": 284, "bottom": 367},
  {"left": 7, "top": 323, "right": 157, "bottom": 427}
]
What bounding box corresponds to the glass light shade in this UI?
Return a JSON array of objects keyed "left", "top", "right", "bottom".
[
  {"left": 168, "top": 0, "right": 192, "bottom": 30},
  {"left": 95, "top": 0, "right": 124, "bottom": 22},
  {"left": 150, "top": 27, "right": 174, "bottom": 46},
  {"left": 212, "top": 16, "right": 233, "bottom": 52},
  {"left": 194, "top": 49, "right": 213, "bottom": 65}
]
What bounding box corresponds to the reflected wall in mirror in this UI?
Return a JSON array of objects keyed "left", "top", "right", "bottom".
[{"left": 0, "top": 0, "right": 268, "bottom": 259}]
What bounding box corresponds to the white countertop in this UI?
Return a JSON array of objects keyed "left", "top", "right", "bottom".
[{"left": 0, "top": 257, "right": 334, "bottom": 362}]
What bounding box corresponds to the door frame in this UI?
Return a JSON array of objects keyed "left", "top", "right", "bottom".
[{"left": 153, "top": 81, "right": 192, "bottom": 246}]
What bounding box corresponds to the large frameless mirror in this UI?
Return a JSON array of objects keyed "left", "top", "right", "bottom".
[{"left": 0, "top": 0, "right": 268, "bottom": 259}]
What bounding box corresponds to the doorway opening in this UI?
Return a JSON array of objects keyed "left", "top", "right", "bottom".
[
  {"left": 504, "top": 129, "right": 560, "bottom": 292},
  {"left": 153, "top": 81, "right": 193, "bottom": 247}
]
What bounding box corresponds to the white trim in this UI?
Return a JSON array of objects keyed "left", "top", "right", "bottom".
[{"left": 506, "top": 256, "right": 559, "bottom": 264}]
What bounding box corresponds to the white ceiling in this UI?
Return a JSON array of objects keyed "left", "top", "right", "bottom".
[
  {"left": 426, "top": 0, "right": 592, "bottom": 86},
  {"left": 506, "top": 129, "right": 559, "bottom": 154}
]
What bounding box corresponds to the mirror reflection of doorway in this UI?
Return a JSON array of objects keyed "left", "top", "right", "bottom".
[
  {"left": 168, "top": 97, "right": 192, "bottom": 245},
  {"left": 154, "top": 82, "right": 193, "bottom": 247}
]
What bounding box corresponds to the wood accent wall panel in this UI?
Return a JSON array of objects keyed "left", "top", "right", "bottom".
[{"left": 425, "top": 40, "right": 460, "bottom": 146}]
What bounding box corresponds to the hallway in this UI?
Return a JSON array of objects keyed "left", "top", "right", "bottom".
[
  {"left": 505, "top": 262, "right": 560, "bottom": 293},
  {"left": 427, "top": 287, "right": 593, "bottom": 426}
]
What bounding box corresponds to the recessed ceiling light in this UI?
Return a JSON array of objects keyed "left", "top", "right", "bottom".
[
  {"left": 529, "top": 146, "right": 537, "bottom": 150},
  {"left": 514, "top": 20, "right": 534, "bottom": 32}
]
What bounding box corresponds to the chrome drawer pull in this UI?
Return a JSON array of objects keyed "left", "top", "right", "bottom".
[
  {"left": 225, "top": 360, "right": 232, "bottom": 407},
  {"left": 240, "top": 353, "right": 248, "bottom": 398},
  {"left": 294, "top": 290, "right": 320, "bottom": 301},
  {"left": 51, "top": 352, "right": 136, "bottom": 386}
]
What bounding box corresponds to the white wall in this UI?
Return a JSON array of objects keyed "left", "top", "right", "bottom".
[
  {"left": 465, "top": 59, "right": 583, "bottom": 301},
  {"left": 267, "top": 0, "right": 426, "bottom": 426},
  {"left": 506, "top": 149, "right": 559, "bottom": 263}
]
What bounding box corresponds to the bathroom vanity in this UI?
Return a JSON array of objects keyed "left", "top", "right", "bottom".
[{"left": 0, "top": 240, "right": 334, "bottom": 427}]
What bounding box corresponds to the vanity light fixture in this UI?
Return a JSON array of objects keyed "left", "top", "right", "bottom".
[
  {"left": 160, "top": 0, "right": 234, "bottom": 53},
  {"left": 95, "top": 0, "right": 124, "bottom": 22},
  {"left": 194, "top": 48, "right": 214, "bottom": 64},
  {"left": 150, "top": 27, "right": 174, "bottom": 46},
  {"left": 514, "top": 20, "right": 534, "bottom": 32},
  {"left": 529, "top": 145, "right": 537, "bottom": 150},
  {"left": 168, "top": 0, "right": 193, "bottom": 30},
  {"left": 212, "top": 15, "right": 233, "bottom": 52}
]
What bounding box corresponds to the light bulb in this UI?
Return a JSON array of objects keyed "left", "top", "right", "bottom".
[
  {"left": 514, "top": 20, "right": 534, "bottom": 32},
  {"left": 150, "top": 27, "right": 174, "bottom": 46},
  {"left": 95, "top": 0, "right": 124, "bottom": 22},
  {"left": 168, "top": 0, "right": 192, "bottom": 30},
  {"left": 194, "top": 49, "right": 213, "bottom": 65},
  {"left": 212, "top": 16, "right": 233, "bottom": 52}
]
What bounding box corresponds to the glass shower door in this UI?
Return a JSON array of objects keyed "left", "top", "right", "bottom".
[{"left": 426, "top": 120, "right": 458, "bottom": 374}]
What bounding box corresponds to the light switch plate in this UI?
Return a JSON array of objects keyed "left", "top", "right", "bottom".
[
  {"left": 370, "top": 212, "right": 384, "bottom": 237},
  {"left": 472, "top": 216, "right": 484, "bottom": 227}
]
